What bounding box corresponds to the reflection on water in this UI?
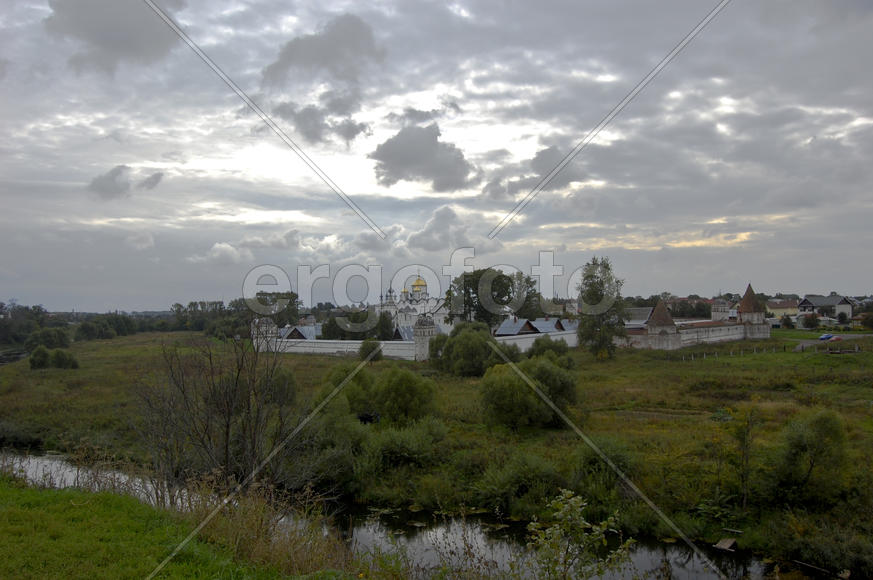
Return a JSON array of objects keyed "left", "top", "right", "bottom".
[
  {"left": 343, "top": 505, "right": 769, "bottom": 579},
  {"left": 4, "top": 453, "right": 772, "bottom": 578}
]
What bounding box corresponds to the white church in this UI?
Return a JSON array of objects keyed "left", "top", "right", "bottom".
[{"left": 376, "top": 276, "right": 454, "bottom": 336}]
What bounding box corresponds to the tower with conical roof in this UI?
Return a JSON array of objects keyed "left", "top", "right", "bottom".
[
  {"left": 737, "top": 283, "right": 769, "bottom": 339},
  {"left": 737, "top": 283, "right": 765, "bottom": 325}
]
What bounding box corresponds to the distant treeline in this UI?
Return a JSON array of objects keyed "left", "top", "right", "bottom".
[{"left": 1, "top": 292, "right": 300, "bottom": 350}]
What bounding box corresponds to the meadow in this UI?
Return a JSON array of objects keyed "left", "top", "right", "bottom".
[{"left": 2, "top": 330, "right": 873, "bottom": 576}]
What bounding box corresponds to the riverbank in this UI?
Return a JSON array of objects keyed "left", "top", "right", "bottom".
[
  {"left": 0, "top": 476, "right": 297, "bottom": 579},
  {"left": 2, "top": 332, "right": 872, "bottom": 576}
]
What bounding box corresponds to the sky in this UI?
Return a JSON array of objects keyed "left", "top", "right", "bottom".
[{"left": 1, "top": 0, "right": 872, "bottom": 312}]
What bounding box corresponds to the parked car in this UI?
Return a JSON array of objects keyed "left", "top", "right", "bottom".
[{"left": 819, "top": 333, "right": 834, "bottom": 340}]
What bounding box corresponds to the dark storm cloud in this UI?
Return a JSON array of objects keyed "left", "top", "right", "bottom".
[
  {"left": 137, "top": 172, "right": 164, "bottom": 190},
  {"left": 370, "top": 123, "right": 478, "bottom": 192},
  {"left": 87, "top": 165, "right": 131, "bottom": 199},
  {"left": 262, "top": 13, "right": 383, "bottom": 86},
  {"left": 43, "top": 0, "right": 186, "bottom": 74}
]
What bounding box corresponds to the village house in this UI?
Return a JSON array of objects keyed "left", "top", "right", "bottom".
[{"left": 798, "top": 295, "right": 853, "bottom": 320}]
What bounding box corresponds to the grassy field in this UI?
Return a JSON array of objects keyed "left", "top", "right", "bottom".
[
  {"left": 2, "top": 331, "right": 873, "bottom": 574},
  {"left": 0, "top": 477, "right": 294, "bottom": 579}
]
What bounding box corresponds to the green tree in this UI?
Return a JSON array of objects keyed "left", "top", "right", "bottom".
[
  {"left": 576, "top": 257, "right": 627, "bottom": 360},
  {"left": 24, "top": 328, "right": 70, "bottom": 351},
  {"left": 780, "top": 314, "right": 795, "bottom": 329},
  {"left": 358, "top": 338, "right": 383, "bottom": 362},
  {"left": 375, "top": 311, "right": 394, "bottom": 340},
  {"left": 775, "top": 409, "right": 848, "bottom": 503},
  {"left": 74, "top": 321, "right": 99, "bottom": 341},
  {"left": 801, "top": 314, "right": 820, "bottom": 329},
  {"left": 434, "top": 323, "right": 495, "bottom": 376},
  {"left": 861, "top": 313, "right": 873, "bottom": 330},
  {"left": 320, "top": 316, "right": 344, "bottom": 339},
  {"left": 371, "top": 366, "right": 435, "bottom": 423},
  {"left": 447, "top": 268, "right": 530, "bottom": 327},
  {"left": 837, "top": 311, "right": 848, "bottom": 324}
]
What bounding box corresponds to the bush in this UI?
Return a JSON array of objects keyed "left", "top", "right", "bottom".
[
  {"left": 74, "top": 321, "right": 99, "bottom": 341},
  {"left": 773, "top": 409, "right": 847, "bottom": 504},
  {"left": 29, "top": 345, "right": 49, "bottom": 369},
  {"left": 480, "top": 364, "right": 551, "bottom": 430},
  {"left": 480, "top": 357, "right": 577, "bottom": 429},
  {"left": 371, "top": 366, "right": 435, "bottom": 423},
  {"left": 524, "top": 490, "right": 633, "bottom": 579},
  {"left": 432, "top": 322, "right": 508, "bottom": 377},
  {"left": 780, "top": 314, "right": 795, "bottom": 329},
  {"left": 323, "top": 363, "right": 375, "bottom": 416},
  {"left": 356, "top": 417, "right": 447, "bottom": 475},
  {"left": 358, "top": 338, "right": 383, "bottom": 362},
  {"left": 49, "top": 349, "right": 79, "bottom": 369},
  {"left": 474, "top": 453, "right": 565, "bottom": 519},
  {"left": 439, "top": 327, "right": 494, "bottom": 376},
  {"left": 24, "top": 328, "right": 70, "bottom": 351},
  {"left": 528, "top": 334, "right": 569, "bottom": 359}
]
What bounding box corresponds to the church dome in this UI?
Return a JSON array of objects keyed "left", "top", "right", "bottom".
[{"left": 411, "top": 276, "right": 427, "bottom": 290}]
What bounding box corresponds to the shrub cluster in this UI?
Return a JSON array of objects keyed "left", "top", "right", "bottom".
[
  {"left": 429, "top": 322, "right": 521, "bottom": 377},
  {"left": 29, "top": 346, "right": 79, "bottom": 370},
  {"left": 480, "top": 355, "right": 576, "bottom": 429},
  {"left": 24, "top": 328, "right": 70, "bottom": 351}
]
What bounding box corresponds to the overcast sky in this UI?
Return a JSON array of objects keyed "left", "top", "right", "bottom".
[{"left": 1, "top": 0, "right": 871, "bottom": 311}]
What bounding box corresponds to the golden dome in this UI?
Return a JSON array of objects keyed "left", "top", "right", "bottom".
[{"left": 411, "top": 276, "right": 427, "bottom": 289}]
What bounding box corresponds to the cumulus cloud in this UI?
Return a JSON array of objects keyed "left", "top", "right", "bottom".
[
  {"left": 483, "top": 144, "right": 589, "bottom": 199},
  {"left": 262, "top": 13, "right": 383, "bottom": 86},
  {"left": 403, "top": 206, "right": 501, "bottom": 255},
  {"left": 187, "top": 242, "right": 254, "bottom": 265},
  {"left": 137, "top": 172, "right": 163, "bottom": 190},
  {"left": 370, "top": 124, "right": 478, "bottom": 191},
  {"left": 273, "top": 88, "right": 370, "bottom": 144},
  {"left": 44, "top": 0, "right": 186, "bottom": 74},
  {"left": 124, "top": 231, "right": 154, "bottom": 251},
  {"left": 87, "top": 165, "right": 131, "bottom": 199},
  {"left": 386, "top": 101, "right": 461, "bottom": 125},
  {"left": 239, "top": 229, "right": 300, "bottom": 249}
]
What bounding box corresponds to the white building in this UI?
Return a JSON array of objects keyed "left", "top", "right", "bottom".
[{"left": 376, "top": 276, "right": 454, "bottom": 335}]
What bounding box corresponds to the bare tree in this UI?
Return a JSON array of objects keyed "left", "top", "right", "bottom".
[{"left": 137, "top": 331, "right": 296, "bottom": 493}]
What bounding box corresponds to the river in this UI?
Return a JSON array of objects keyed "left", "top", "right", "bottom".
[{"left": 2, "top": 452, "right": 776, "bottom": 579}]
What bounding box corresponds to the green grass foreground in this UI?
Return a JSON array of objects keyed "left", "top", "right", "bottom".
[{"left": 0, "top": 477, "right": 305, "bottom": 579}]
